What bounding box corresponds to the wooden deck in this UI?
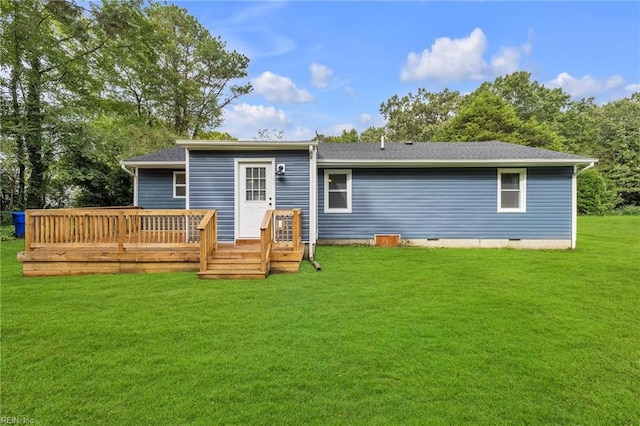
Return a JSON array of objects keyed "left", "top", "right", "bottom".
[{"left": 18, "top": 208, "right": 304, "bottom": 279}]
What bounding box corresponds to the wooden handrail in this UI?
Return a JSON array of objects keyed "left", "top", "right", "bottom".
[
  {"left": 260, "top": 210, "right": 274, "bottom": 274},
  {"left": 72, "top": 206, "right": 142, "bottom": 210},
  {"left": 197, "top": 210, "right": 218, "bottom": 273}
]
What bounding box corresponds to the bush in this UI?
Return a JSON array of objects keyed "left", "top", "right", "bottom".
[
  {"left": 0, "top": 225, "right": 16, "bottom": 241},
  {"left": 577, "top": 169, "right": 617, "bottom": 215},
  {"left": 613, "top": 205, "right": 640, "bottom": 216},
  {"left": 0, "top": 211, "right": 12, "bottom": 226}
]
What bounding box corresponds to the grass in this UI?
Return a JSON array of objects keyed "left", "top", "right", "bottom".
[{"left": 1, "top": 216, "right": 639, "bottom": 425}]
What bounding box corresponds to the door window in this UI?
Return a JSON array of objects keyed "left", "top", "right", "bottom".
[{"left": 245, "top": 167, "right": 266, "bottom": 201}]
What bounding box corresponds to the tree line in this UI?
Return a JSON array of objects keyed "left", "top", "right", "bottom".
[
  {"left": 1, "top": 1, "right": 637, "bottom": 215},
  {"left": 1, "top": 0, "right": 250, "bottom": 212}
]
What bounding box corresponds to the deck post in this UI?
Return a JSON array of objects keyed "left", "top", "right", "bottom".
[
  {"left": 292, "top": 209, "right": 301, "bottom": 251},
  {"left": 118, "top": 210, "right": 126, "bottom": 253},
  {"left": 25, "top": 210, "right": 33, "bottom": 252},
  {"left": 197, "top": 210, "right": 218, "bottom": 273},
  {"left": 260, "top": 210, "right": 274, "bottom": 274}
]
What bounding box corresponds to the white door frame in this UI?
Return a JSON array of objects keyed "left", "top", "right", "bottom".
[{"left": 234, "top": 158, "right": 276, "bottom": 240}]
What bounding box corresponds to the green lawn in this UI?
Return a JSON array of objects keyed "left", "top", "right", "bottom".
[{"left": 1, "top": 216, "right": 639, "bottom": 425}]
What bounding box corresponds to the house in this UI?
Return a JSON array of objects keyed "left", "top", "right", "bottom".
[{"left": 121, "top": 140, "right": 597, "bottom": 256}]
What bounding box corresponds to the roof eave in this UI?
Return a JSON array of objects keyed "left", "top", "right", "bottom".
[
  {"left": 176, "top": 140, "right": 317, "bottom": 150},
  {"left": 317, "top": 158, "right": 599, "bottom": 168},
  {"left": 120, "top": 161, "right": 185, "bottom": 169}
]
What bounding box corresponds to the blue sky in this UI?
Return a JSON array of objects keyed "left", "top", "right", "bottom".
[{"left": 173, "top": 1, "right": 640, "bottom": 140}]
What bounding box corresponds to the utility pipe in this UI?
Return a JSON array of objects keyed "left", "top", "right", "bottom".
[
  {"left": 575, "top": 161, "right": 595, "bottom": 176},
  {"left": 120, "top": 163, "right": 135, "bottom": 177},
  {"left": 309, "top": 257, "right": 322, "bottom": 271}
]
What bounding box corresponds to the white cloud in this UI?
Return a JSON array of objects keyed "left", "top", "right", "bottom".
[
  {"left": 344, "top": 86, "right": 357, "bottom": 98},
  {"left": 491, "top": 47, "right": 522, "bottom": 76},
  {"left": 605, "top": 75, "right": 625, "bottom": 90},
  {"left": 401, "top": 28, "right": 488, "bottom": 82},
  {"left": 310, "top": 63, "right": 333, "bottom": 88},
  {"left": 220, "top": 103, "right": 290, "bottom": 139},
  {"left": 547, "top": 72, "right": 626, "bottom": 98},
  {"left": 206, "top": 3, "right": 296, "bottom": 59},
  {"left": 292, "top": 126, "right": 314, "bottom": 140},
  {"left": 625, "top": 83, "right": 640, "bottom": 92},
  {"left": 252, "top": 71, "right": 314, "bottom": 104},
  {"left": 332, "top": 123, "right": 354, "bottom": 134},
  {"left": 359, "top": 113, "right": 371, "bottom": 124},
  {"left": 224, "top": 103, "right": 289, "bottom": 126},
  {"left": 401, "top": 28, "right": 532, "bottom": 82}
]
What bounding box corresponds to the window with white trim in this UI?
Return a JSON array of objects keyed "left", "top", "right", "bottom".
[
  {"left": 173, "top": 171, "right": 186, "bottom": 198},
  {"left": 498, "top": 168, "right": 526, "bottom": 213},
  {"left": 324, "top": 169, "right": 352, "bottom": 213}
]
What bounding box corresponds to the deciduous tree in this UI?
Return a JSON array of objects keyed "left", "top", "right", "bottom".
[{"left": 380, "top": 88, "right": 462, "bottom": 141}]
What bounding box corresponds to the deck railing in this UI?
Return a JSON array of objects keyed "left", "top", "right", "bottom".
[
  {"left": 259, "top": 209, "right": 302, "bottom": 272},
  {"left": 197, "top": 210, "right": 218, "bottom": 273},
  {"left": 25, "top": 209, "right": 208, "bottom": 252},
  {"left": 272, "top": 209, "right": 302, "bottom": 250}
]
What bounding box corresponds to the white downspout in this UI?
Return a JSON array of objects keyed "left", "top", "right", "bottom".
[
  {"left": 120, "top": 163, "right": 138, "bottom": 206},
  {"left": 185, "top": 148, "right": 190, "bottom": 210},
  {"left": 572, "top": 161, "right": 595, "bottom": 249},
  {"left": 309, "top": 145, "right": 318, "bottom": 259},
  {"left": 575, "top": 161, "right": 595, "bottom": 176}
]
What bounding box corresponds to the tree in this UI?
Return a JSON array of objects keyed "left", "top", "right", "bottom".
[
  {"left": 97, "top": 2, "right": 252, "bottom": 138},
  {"left": 577, "top": 169, "right": 616, "bottom": 215},
  {"left": 380, "top": 88, "right": 462, "bottom": 141},
  {"left": 433, "top": 88, "right": 521, "bottom": 143},
  {"left": 324, "top": 129, "right": 359, "bottom": 143},
  {"left": 197, "top": 130, "right": 237, "bottom": 140},
  {"left": 593, "top": 93, "right": 640, "bottom": 206},
  {"left": 434, "top": 86, "right": 563, "bottom": 150},
  {"left": 556, "top": 97, "right": 599, "bottom": 154},
  {"left": 485, "top": 72, "right": 570, "bottom": 123},
  {"left": 255, "top": 129, "right": 286, "bottom": 141},
  {"left": 359, "top": 126, "right": 386, "bottom": 142},
  {"left": 0, "top": 0, "right": 111, "bottom": 208},
  {"left": 1, "top": 0, "right": 253, "bottom": 209}
]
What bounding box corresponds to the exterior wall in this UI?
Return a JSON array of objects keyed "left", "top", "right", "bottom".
[
  {"left": 318, "top": 167, "right": 573, "bottom": 240},
  {"left": 189, "top": 150, "right": 310, "bottom": 242},
  {"left": 137, "top": 169, "right": 186, "bottom": 209}
]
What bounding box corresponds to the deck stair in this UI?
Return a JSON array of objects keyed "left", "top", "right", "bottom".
[{"left": 197, "top": 240, "right": 304, "bottom": 280}]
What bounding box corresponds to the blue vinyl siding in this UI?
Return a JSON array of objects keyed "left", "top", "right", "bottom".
[
  {"left": 137, "top": 169, "right": 185, "bottom": 209},
  {"left": 189, "top": 150, "right": 310, "bottom": 242},
  {"left": 318, "top": 167, "right": 573, "bottom": 240}
]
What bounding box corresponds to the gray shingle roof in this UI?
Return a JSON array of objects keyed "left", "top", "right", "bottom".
[
  {"left": 317, "top": 141, "right": 594, "bottom": 161},
  {"left": 122, "top": 141, "right": 596, "bottom": 165},
  {"left": 124, "top": 146, "right": 185, "bottom": 163}
]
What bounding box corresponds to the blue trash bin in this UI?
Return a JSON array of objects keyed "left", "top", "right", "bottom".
[{"left": 11, "top": 211, "right": 25, "bottom": 238}]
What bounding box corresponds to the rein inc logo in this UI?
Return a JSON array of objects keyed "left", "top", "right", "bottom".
[{"left": 0, "top": 417, "right": 35, "bottom": 425}]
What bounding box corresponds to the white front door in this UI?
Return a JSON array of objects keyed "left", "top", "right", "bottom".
[{"left": 237, "top": 161, "right": 275, "bottom": 239}]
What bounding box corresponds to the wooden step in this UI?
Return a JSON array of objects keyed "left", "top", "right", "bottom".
[
  {"left": 198, "top": 240, "right": 303, "bottom": 279},
  {"left": 270, "top": 246, "right": 304, "bottom": 273},
  {"left": 210, "top": 252, "right": 261, "bottom": 260},
  {"left": 207, "top": 258, "right": 263, "bottom": 265},
  {"left": 270, "top": 250, "right": 304, "bottom": 262},
  {"left": 198, "top": 270, "right": 267, "bottom": 280},
  {"left": 206, "top": 262, "right": 264, "bottom": 272}
]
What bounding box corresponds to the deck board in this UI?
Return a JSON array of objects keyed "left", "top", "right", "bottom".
[{"left": 19, "top": 242, "right": 303, "bottom": 278}]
